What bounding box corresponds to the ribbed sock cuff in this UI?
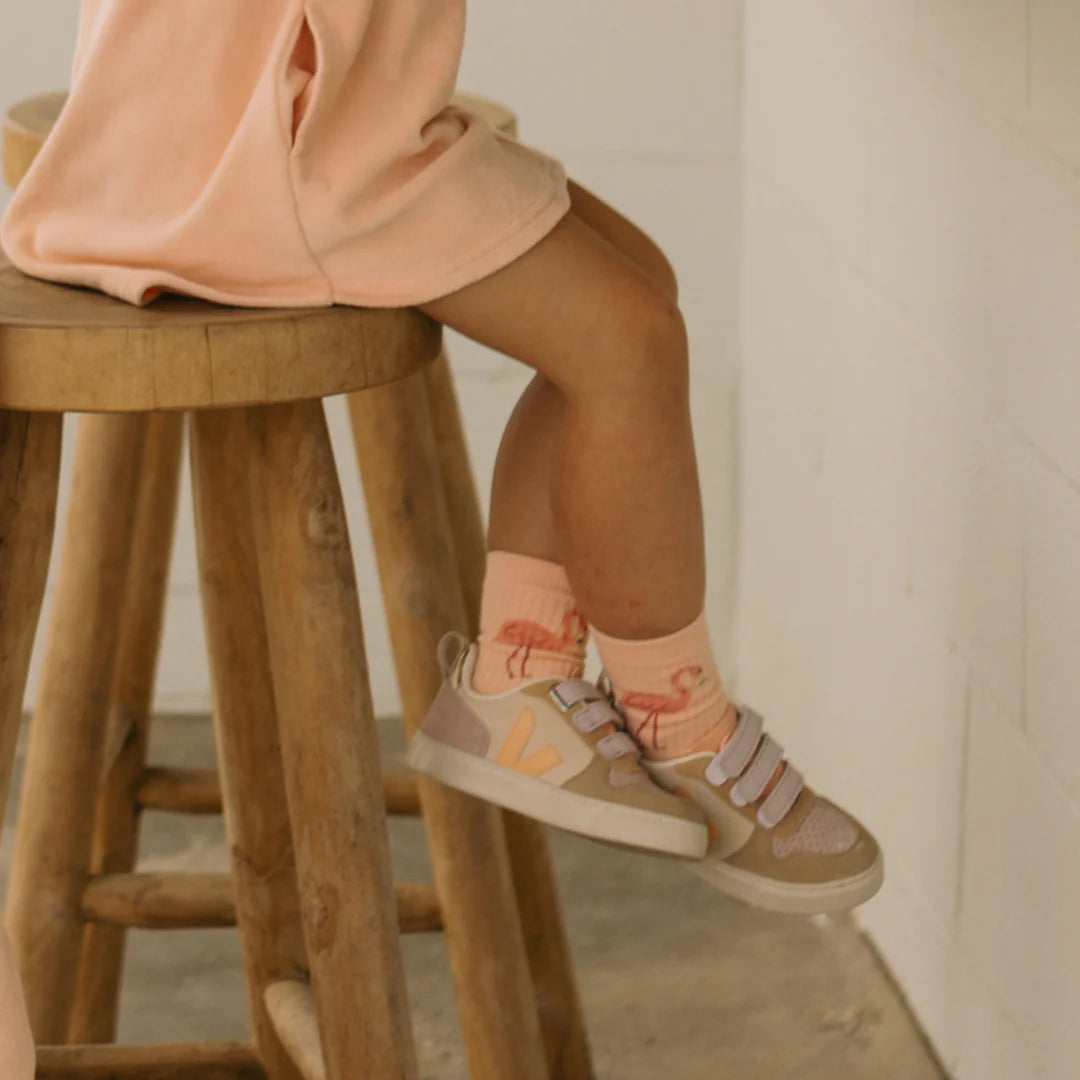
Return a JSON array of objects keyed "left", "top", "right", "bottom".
[{"left": 473, "top": 551, "right": 587, "bottom": 693}]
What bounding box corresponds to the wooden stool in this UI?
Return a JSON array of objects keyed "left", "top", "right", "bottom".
[{"left": 1, "top": 93, "right": 593, "bottom": 1079}]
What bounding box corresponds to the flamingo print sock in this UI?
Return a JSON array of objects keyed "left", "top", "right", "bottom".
[
  {"left": 592, "top": 612, "right": 739, "bottom": 761},
  {"left": 471, "top": 551, "right": 588, "bottom": 693}
]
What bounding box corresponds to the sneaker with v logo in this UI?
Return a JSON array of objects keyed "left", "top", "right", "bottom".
[
  {"left": 406, "top": 634, "right": 708, "bottom": 858},
  {"left": 643, "top": 706, "right": 884, "bottom": 914}
]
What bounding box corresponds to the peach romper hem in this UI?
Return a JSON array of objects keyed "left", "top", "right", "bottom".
[{"left": 0, "top": 0, "right": 573, "bottom": 309}]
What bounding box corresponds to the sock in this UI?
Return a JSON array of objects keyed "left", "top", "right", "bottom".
[
  {"left": 591, "top": 611, "right": 739, "bottom": 760},
  {"left": 471, "top": 551, "right": 589, "bottom": 693}
]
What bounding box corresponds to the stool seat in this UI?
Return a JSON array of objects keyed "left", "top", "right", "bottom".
[
  {"left": 0, "top": 256, "right": 441, "bottom": 412},
  {"left": 2, "top": 91, "right": 67, "bottom": 189}
]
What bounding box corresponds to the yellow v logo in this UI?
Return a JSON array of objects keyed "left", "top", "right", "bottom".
[{"left": 496, "top": 708, "right": 563, "bottom": 778}]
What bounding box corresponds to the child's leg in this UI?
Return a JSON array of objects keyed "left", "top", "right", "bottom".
[
  {"left": 420, "top": 209, "right": 706, "bottom": 639},
  {"left": 484, "top": 181, "right": 682, "bottom": 565},
  {"left": 425, "top": 207, "right": 736, "bottom": 753},
  {"left": 417, "top": 201, "right": 882, "bottom": 912}
]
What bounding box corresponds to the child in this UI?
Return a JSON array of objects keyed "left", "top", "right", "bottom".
[{"left": 1, "top": 8, "right": 881, "bottom": 1060}]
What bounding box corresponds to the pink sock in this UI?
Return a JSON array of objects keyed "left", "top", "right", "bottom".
[
  {"left": 471, "top": 551, "right": 589, "bottom": 693},
  {"left": 591, "top": 612, "right": 737, "bottom": 760}
]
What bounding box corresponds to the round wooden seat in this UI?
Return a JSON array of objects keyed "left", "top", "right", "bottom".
[
  {"left": 0, "top": 255, "right": 441, "bottom": 413},
  {"left": 2, "top": 92, "right": 68, "bottom": 189}
]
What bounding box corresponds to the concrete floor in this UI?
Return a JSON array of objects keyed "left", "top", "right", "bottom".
[{"left": 2, "top": 716, "right": 945, "bottom": 1080}]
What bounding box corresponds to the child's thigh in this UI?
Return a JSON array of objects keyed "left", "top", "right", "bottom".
[
  {"left": 565, "top": 179, "right": 678, "bottom": 302},
  {"left": 417, "top": 210, "right": 683, "bottom": 393}
]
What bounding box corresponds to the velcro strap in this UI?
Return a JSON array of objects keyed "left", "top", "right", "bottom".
[
  {"left": 706, "top": 708, "right": 764, "bottom": 785},
  {"left": 551, "top": 679, "right": 603, "bottom": 710},
  {"left": 756, "top": 764, "right": 803, "bottom": 828},
  {"left": 731, "top": 735, "right": 783, "bottom": 807},
  {"left": 596, "top": 732, "right": 640, "bottom": 761},
  {"left": 572, "top": 700, "right": 619, "bottom": 735}
]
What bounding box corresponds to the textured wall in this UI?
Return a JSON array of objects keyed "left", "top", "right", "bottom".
[{"left": 736, "top": 3, "right": 1080, "bottom": 1078}]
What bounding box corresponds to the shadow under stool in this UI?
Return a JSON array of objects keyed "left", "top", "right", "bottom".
[{"left": 0, "top": 92, "right": 593, "bottom": 1080}]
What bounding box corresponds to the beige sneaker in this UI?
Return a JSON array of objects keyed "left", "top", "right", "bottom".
[
  {"left": 406, "top": 635, "right": 708, "bottom": 858},
  {"left": 643, "top": 706, "right": 883, "bottom": 915}
]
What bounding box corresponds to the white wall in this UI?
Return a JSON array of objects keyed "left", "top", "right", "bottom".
[
  {"left": 3, "top": 4, "right": 743, "bottom": 714},
  {"left": 736, "top": 3, "right": 1080, "bottom": 1079}
]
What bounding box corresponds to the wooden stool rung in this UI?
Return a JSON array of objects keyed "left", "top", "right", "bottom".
[
  {"left": 137, "top": 768, "right": 222, "bottom": 815},
  {"left": 381, "top": 769, "right": 422, "bottom": 815},
  {"left": 263, "top": 981, "right": 325, "bottom": 1080},
  {"left": 393, "top": 881, "right": 444, "bottom": 933},
  {"left": 35, "top": 1040, "right": 264, "bottom": 1079},
  {"left": 81, "top": 873, "right": 236, "bottom": 929},
  {"left": 81, "top": 873, "right": 443, "bottom": 933},
  {"left": 136, "top": 767, "right": 422, "bottom": 817}
]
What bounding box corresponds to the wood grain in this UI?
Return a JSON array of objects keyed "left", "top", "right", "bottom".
[
  {"left": 135, "top": 767, "right": 421, "bottom": 817},
  {"left": 0, "top": 411, "right": 61, "bottom": 820},
  {"left": 247, "top": 400, "right": 419, "bottom": 1079},
  {"left": 35, "top": 1041, "right": 264, "bottom": 1079},
  {"left": 0, "top": 260, "right": 442, "bottom": 412},
  {"left": 6, "top": 414, "right": 147, "bottom": 1043},
  {"left": 70, "top": 411, "right": 185, "bottom": 1044}
]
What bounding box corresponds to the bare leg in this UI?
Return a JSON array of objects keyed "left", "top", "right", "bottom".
[
  {"left": 418, "top": 206, "right": 703, "bottom": 640},
  {"left": 487, "top": 181, "right": 679, "bottom": 569}
]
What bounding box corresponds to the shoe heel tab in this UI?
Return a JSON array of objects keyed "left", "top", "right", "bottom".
[{"left": 437, "top": 631, "right": 470, "bottom": 678}]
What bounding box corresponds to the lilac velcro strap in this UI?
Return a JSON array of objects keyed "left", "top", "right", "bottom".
[
  {"left": 757, "top": 764, "right": 803, "bottom": 828},
  {"left": 731, "top": 735, "right": 783, "bottom": 807},
  {"left": 706, "top": 708, "right": 764, "bottom": 785},
  {"left": 597, "top": 731, "right": 640, "bottom": 761},
  {"left": 550, "top": 679, "right": 603, "bottom": 711},
  {"left": 573, "top": 700, "right": 620, "bottom": 735}
]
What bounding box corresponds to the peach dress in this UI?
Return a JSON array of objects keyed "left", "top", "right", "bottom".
[{"left": 0, "top": 0, "right": 572, "bottom": 308}]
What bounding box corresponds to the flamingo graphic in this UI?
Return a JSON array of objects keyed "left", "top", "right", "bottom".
[
  {"left": 495, "top": 609, "right": 588, "bottom": 679},
  {"left": 617, "top": 665, "right": 707, "bottom": 749}
]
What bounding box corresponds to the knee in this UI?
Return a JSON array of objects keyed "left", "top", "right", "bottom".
[
  {"left": 649, "top": 252, "right": 679, "bottom": 306},
  {"left": 628, "top": 241, "right": 678, "bottom": 305},
  {"left": 590, "top": 289, "right": 690, "bottom": 402},
  {"left": 636, "top": 293, "right": 688, "bottom": 385}
]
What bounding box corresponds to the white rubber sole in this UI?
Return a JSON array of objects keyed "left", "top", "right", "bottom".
[
  {"left": 406, "top": 730, "right": 708, "bottom": 859},
  {"left": 690, "top": 850, "right": 885, "bottom": 916}
]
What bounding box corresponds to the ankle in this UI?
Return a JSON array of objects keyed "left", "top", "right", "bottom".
[
  {"left": 471, "top": 550, "right": 588, "bottom": 694},
  {"left": 645, "top": 702, "right": 739, "bottom": 760},
  {"left": 472, "top": 639, "right": 584, "bottom": 693}
]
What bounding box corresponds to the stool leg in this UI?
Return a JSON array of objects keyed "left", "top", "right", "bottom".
[
  {"left": 0, "top": 411, "right": 61, "bottom": 1080},
  {"left": 245, "top": 400, "right": 419, "bottom": 1080},
  {"left": 68, "top": 412, "right": 185, "bottom": 1044},
  {"left": 189, "top": 408, "right": 308, "bottom": 1080},
  {"left": 6, "top": 413, "right": 147, "bottom": 1043},
  {"left": 348, "top": 370, "right": 549, "bottom": 1080},
  {"left": 423, "top": 350, "right": 595, "bottom": 1079},
  {"left": 0, "top": 411, "right": 62, "bottom": 820},
  {"left": 421, "top": 352, "right": 488, "bottom": 631}
]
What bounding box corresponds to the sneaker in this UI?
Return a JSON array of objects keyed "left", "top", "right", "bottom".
[
  {"left": 643, "top": 706, "right": 883, "bottom": 914},
  {"left": 406, "top": 634, "right": 708, "bottom": 859}
]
